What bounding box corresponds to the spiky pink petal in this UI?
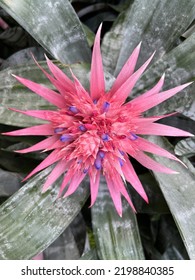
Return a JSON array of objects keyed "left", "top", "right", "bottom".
[
  {"left": 56, "top": 169, "right": 73, "bottom": 197},
  {"left": 136, "top": 137, "right": 182, "bottom": 163},
  {"left": 45, "top": 55, "right": 75, "bottom": 93},
  {"left": 109, "top": 52, "right": 155, "bottom": 105},
  {"left": 90, "top": 24, "right": 105, "bottom": 101},
  {"left": 70, "top": 69, "right": 93, "bottom": 105},
  {"left": 89, "top": 170, "right": 100, "bottom": 207},
  {"left": 15, "top": 135, "right": 58, "bottom": 153},
  {"left": 130, "top": 73, "right": 165, "bottom": 104},
  {"left": 134, "top": 82, "right": 192, "bottom": 113},
  {"left": 111, "top": 42, "right": 141, "bottom": 93},
  {"left": 9, "top": 108, "right": 57, "bottom": 121},
  {"left": 12, "top": 75, "right": 65, "bottom": 108},
  {"left": 24, "top": 149, "right": 60, "bottom": 181},
  {"left": 106, "top": 175, "right": 122, "bottom": 217},
  {"left": 32, "top": 55, "right": 74, "bottom": 97},
  {"left": 63, "top": 171, "right": 86, "bottom": 197},
  {"left": 122, "top": 155, "right": 148, "bottom": 202},
  {"left": 3, "top": 124, "right": 53, "bottom": 136},
  {"left": 114, "top": 173, "right": 136, "bottom": 212},
  {"left": 133, "top": 151, "right": 178, "bottom": 174},
  {"left": 42, "top": 160, "right": 67, "bottom": 192},
  {"left": 130, "top": 114, "right": 176, "bottom": 128},
  {"left": 137, "top": 123, "right": 194, "bottom": 137}
]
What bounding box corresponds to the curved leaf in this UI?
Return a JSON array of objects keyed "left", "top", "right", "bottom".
[
  {"left": 132, "top": 32, "right": 195, "bottom": 115},
  {"left": 0, "top": 0, "right": 91, "bottom": 63},
  {"left": 175, "top": 137, "right": 195, "bottom": 158},
  {"left": 148, "top": 135, "right": 195, "bottom": 260},
  {"left": 91, "top": 178, "right": 145, "bottom": 260},
  {"left": 0, "top": 166, "right": 89, "bottom": 259},
  {"left": 102, "top": 0, "right": 195, "bottom": 75}
]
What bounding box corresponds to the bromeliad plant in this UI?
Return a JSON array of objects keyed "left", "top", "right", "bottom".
[
  {"left": 3, "top": 26, "right": 193, "bottom": 216},
  {"left": 0, "top": 0, "right": 195, "bottom": 260}
]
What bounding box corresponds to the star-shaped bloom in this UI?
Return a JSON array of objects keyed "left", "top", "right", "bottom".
[{"left": 4, "top": 25, "right": 193, "bottom": 216}]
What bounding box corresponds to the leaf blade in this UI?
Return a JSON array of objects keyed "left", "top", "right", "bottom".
[
  {"left": 102, "top": 0, "right": 195, "bottom": 75},
  {"left": 0, "top": 0, "right": 91, "bottom": 63},
  {"left": 148, "top": 135, "right": 195, "bottom": 260},
  {"left": 0, "top": 167, "right": 89, "bottom": 259},
  {"left": 91, "top": 178, "right": 145, "bottom": 260}
]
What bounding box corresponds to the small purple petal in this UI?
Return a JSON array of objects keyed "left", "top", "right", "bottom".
[
  {"left": 54, "top": 127, "right": 65, "bottom": 133},
  {"left": 69, "top": 106, "right": 78, "bottom": 114},
  {"left": 119, "top": 158, "right": 124, "bottom": 167},
  {"left": 129, "top": 132, "right": 138, "bottom": 140},
  {"left": 102, "top": 101, "right": 110, "bottom": 112},
  {"left": 60, "top": 134, "right": 73, "bottom": 142},
  {"left": 93, "top": 99, "right": 98, "bottom": 104},
  {"left": 83, "top": 168, "right": 88, "bottom": 174},
  {"left": 98, "top": 150, "right": 105, "bottom": 158},
  {"left": 119, "top": 149, "right": 125, "bottom": 156},
  {"left": 94, "top": 157, "right": 102, "bottom": 170},
  {"left": 101, "top": 133, "right": 109, "bottom": 141},
  {"left": 79, "top": 125, "right": 87, "bottom": 132}
]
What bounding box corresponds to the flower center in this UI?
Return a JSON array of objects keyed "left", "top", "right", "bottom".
[{"left": 52, "top": 101, "right": 137, "bottom": 172}]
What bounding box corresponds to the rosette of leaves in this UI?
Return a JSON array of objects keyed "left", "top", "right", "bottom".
[{"left": 0, "top": 0, "right": 195, "bottom": 260}]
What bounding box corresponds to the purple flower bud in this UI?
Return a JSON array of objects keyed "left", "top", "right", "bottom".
[
  {"left": 79, "top": 125, "right": 87, "bottom": 132},
  {"left": 98, "top": 150, "right": 105, "bottom": 158},
  {"left": 54, "top": 127, "right": 65, "bottom": 133},
  {"left": 129, "top": 132, "right": 138, "bottom": 140},
  {"left": 69, "top": 106, "right": 78, "bottom": 114},
  {"left": 94, "top": 157, "right": 102, "bottom": 170},
  {"left": 102, "top": 101, "right": 110, "bottom": 112},
  {"left": 101, "top": 133, "right": 109, "bottom": 141},
  {"left": 60, "top": 134, "right": 73, "bottom": 142}
]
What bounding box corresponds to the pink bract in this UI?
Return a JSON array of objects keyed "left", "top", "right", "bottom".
[{"left": 4, "top": 25, "right": 193, "bottom": 216}]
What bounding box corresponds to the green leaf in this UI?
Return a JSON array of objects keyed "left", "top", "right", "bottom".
[
  {"left": 0, "top": 166, "right": 89, "bottom": 259},
  {"left": 147, "top": 135, "right": 195, "bottom": 259},
  {"left": 44, "top": 213, "right": 86, "bottom": 260},
  {"left": 80, "top": 249, "right": 98, "bottom": 260},
  {"left": 91, "top": 178, "right": 145, "bottom": 260},
  {"left": 0, "top": 62, "right": 90, "bottom": 127},
  {"left": 132, "top": 32, "right": 195, "bottom": 115},
  {"left": 0, "top": 0, "right": 91, "bottom": 63},
  {"left": 175, "top": 137, "right": 195, "bottom": 158},
  {"left": 182, "top": 23, "right": 195, "bottom": 39},
  {"left": 82, "top": 24, "right": 95, "bottom": 47},
  {"left": 102, "top": 0, "right": 195, "bottom": 75}
]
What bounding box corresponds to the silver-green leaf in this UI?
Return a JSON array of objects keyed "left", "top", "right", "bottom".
[
  {"left": 0, "top": 0, "right": 91, "bottom": 63},
  {"left": 92, "top": 178, "right": 145, "bottom": 260},
  {"left": 175, "top": 137, "right": 195, "bottom": 158},
  {"left": 148, "top": 135, "right": 195, "bottom": 260},
  {"left": 102, "top": 0, "right": 195, "bottom": 75},
  {"left": 132, "top": 33, "right": 195, "bottom": 116},
  {"left": 0, "top": 166, "right": 89, "bottom": 259}
]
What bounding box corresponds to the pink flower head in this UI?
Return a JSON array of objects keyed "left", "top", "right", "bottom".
[{"left": 4, "top": 25, "right": 193, "bottom": 216}]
